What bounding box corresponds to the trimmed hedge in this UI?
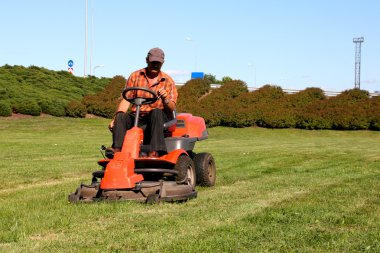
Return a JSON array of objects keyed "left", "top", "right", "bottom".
[
  {"left": 66, "top": 101, "right": 86, "bottom": 118},
  {"left": 39, "top": 99, "right": 66, "bottom": 117},
  {"left": 0, "top": 64, "right": 110, "bottom": 117},
  {"left": 3, "top": 64, "right": 377, "bottom": 131},
  {"left": 82, "top": 75, "right": 126, "bottom": 118},
  {"left": 0, "top": 101, "right": 12, "bottom": 117},
  {"left": 176, "top": 82, "right": 378, "bottom": 130},
  {"left": 176, "top": 78, "right": 211, "bottom": 114},
  {"left": 13, "top": 99, "right": 41, "bottom": 116}
]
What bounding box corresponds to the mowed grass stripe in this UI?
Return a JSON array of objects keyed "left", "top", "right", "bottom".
[{"left": 0, "top": 117, "right": 379, "bottom": 252}]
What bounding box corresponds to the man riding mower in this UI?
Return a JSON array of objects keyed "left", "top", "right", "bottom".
[{"left": 68, "top": 86, "right": 216, "bottom": 204}]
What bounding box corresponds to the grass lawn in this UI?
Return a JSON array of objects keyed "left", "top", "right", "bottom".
[{"left": 0, "top": 116, "right": 379, "bottom": 252}]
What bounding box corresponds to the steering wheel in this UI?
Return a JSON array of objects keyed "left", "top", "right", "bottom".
[{"left": 122, "top": 87, "right": 158, "bottom": 106}]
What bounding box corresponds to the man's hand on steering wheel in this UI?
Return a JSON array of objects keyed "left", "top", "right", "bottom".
[{"left": 122, "top": 87, "right": 158, "bottom": 106}]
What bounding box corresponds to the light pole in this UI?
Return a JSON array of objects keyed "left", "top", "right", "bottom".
[
  {"left": 186, "top": 37, "right": 197, "bottom": 71},
  {"left": 84, "top": 0, "right": 88, "bottom": 77},
  {"left": 93, "top": 65, "right": 105, "bottom": 76},
  {"left": 89, "top": 0, "right": 93, "bottom": 76},
  {"left": 353, "top": 37, "right": 364, "bottom": 89}
]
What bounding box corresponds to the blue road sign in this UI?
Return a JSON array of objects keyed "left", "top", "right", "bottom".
[
  {"left": 68, "top": 60, "right": 74, "bottom": 67},
  {"left": 191, "top": 72, "right": 204, "bottom": 79}
]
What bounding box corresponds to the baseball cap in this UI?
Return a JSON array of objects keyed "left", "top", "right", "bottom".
[{"left": 147, "top": 48, "right": 165, "bottom": 63}]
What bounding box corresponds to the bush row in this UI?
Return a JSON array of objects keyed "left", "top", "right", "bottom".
[
  {"left": 2, "top": 65, "right": 378, "bottom": 131},
  {"left": 72, "top": 77, "right": 379, "bottom": 131},
  {"left": 0, "top": 64, "right": 110, "bottom": 117},
  {"left": 176, "top": 79, "right": 379, "bottom": 130}
]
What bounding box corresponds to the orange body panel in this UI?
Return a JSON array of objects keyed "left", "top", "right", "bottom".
[
  {"left": 135, "top": 149, "right": 187, "bottom": 164},
  {"left": 99, "top": 114, "right": 206, "bottom": 190},
  {"left": 100, "top": 127, "right": 144, "bottom": 189},
  {"left": 121, "top": 127, "right": 143, "bottom": 158},
  {"left": 171, "top": 113, "right": 207, "bottom": 138}
]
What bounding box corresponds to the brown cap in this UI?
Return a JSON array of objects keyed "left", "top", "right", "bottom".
[{"left": 147, "top": 47, "right": 165, "bottom": 63}]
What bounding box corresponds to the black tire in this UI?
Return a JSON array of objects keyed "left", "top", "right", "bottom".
[
  {"left": 187, "top": 151, "right": 196, "bottom": 159},
  {"left": 193, "top": 153, "right": 216, "bottom": 187},
  {"left": 173, "top": 155, "right": 196, "bottom": 187}
]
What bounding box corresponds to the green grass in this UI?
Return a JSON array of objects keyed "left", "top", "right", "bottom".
[{"left": 0, "top": 116, "right": 379, "bottom": 252}]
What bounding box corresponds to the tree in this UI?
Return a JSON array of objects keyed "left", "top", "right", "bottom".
[
  {"left": 221, "top": 76, "right": 233, "bottom": 85},
  {"left": 204, "top": 73, "right": 218, "bottom": 84}
]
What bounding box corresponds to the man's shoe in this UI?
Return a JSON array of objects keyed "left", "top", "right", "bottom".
[
  {"left": 105, "top": 147, "right": 120, "bottom": 158},
  {"left": 148, "top": 151, "right": 159, "bottom": 158}
]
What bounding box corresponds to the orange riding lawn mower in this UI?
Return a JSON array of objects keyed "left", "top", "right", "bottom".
[{"left": 69, "top": 87, "right": 216, "bottom": 204}]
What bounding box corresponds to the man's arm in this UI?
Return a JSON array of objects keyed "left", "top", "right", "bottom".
[
  {"left": 164, "top": 98, "right": 175, "bottom": 112},
  {"left": 158, "top": 76, "right": 177, "bottom": 112},
  {"left": 115, "top": 98, "right": 130, "bottom": 113},
  {"left": 108, "top": 98, "right": 130, "bottom": 131}
]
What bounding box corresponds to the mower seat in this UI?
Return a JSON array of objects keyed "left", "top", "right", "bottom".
[
  {"left": 139, "top": 110, "right": 177, "bottom": 155},
  {"left": 163, "top": 110, "right": 177, "bottom": 132}
]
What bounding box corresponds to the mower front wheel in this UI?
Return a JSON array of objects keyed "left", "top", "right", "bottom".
[
  {"left": 193, "top": 153, "right": 216, "bottom": 187},
  {"left": 173, "top": 155, "right": 196, "bottom": 188}
]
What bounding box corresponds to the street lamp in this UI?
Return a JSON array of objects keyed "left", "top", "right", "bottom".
[
  {"left": 85, "top": 0, "right": 95, "bottom": 77},
  {"left": 84, "top": 0, "right": 88, "bottom": 77},
  {"left": 93, "top": 65, "right": 105, "bottom": 76},
  {"left": 186, "top": 37, "right": 197, "bottom": 71}
]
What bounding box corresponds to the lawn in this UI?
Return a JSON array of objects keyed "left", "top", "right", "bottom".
[{"left": 0, "top": 116, "right": 379, "bottom": 252}]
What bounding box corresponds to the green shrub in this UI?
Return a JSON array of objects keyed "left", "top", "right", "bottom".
[
  {"left": 0, "top": 101, "right": 12, "bottom": 117},
  {"left": 260, "top": 107, "right": 297, "bottom": 128},
  {"left": 287, "top": 87, "right": 326, "bottom": 108},
  {"left": 39, "top": 100, "right": 66, "bottom": 117},
  {"left": 330, "top": 105, "right": 370, "bottom": 130},
  {"left": 252, "top": 84, "right": 284, "bottom": 102},
  {"left": 296, "top": 100, "right": 333, "bottom": 129},
  {"left": 193, "top": 80, "right": 248, "bottom": 127},
  {"left": 82, "top": 75, "right": 125, "bottom": 118},
  {"left": 0, "top": 87, "right": 9, "bottom": 100},
  {"left": 14, "top": 99, "right": 41, "bottom": 116},
  {"left": 338, "top": 89, "right": 369, "bottom": 103},
  {"left": 324, "top": 91, "right": 370, "bottom": 130},
  {"left": 176, "top": 78, "right": 210, "bottom": 113},
  {"left": 220, "top": 100, "right": 256, "bottom": 128},
  {"left": 65, "top": 101, "right": 86, "bottom": 118},
  {"left": 367, "top": 96, "right": 380, "bottom": 130},
  {"left": 217, "top": 80, "right": 248, "bottom": 98},
  {"left": 178, "top": 78, "right": 210, "bottom": 99},
  {"left": 0, "top": 65, "right": 111, "bottom": 117}
]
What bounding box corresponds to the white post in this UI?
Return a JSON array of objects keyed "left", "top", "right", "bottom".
[
  {"left": 84, "top": 0, "right": 88, "bottom": 77},
  {"left": 90, "top": 0, "right": 94, "bottom": 76}
]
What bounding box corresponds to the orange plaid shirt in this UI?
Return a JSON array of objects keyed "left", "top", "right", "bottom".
[{"left": 125, "top": 68, "right": 178, "bottom": 114}]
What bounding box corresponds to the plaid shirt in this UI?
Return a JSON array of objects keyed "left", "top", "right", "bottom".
[{"left": 125, "top": 68, "right": 178, "bottom": 114}]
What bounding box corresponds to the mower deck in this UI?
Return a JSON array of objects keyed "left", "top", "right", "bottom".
[{"left": 69, "top": 180, "right": 197, "bottom": 204}]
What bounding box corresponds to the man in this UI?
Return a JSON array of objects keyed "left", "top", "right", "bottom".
[{"left": 108, "top": 47, "right": 177, "bottom": 157}]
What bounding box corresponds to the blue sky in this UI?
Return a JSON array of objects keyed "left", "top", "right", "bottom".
[{"left": 1, "top": 0, "right": 379, "bottom": 92}]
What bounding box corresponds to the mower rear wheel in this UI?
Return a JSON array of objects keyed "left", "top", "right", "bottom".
[
  {"left": 193, "top": 153, "right": 216, "bottom": 187},
  {"left": 173, "top": 155, "right": 196, "bottom": 188}
]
